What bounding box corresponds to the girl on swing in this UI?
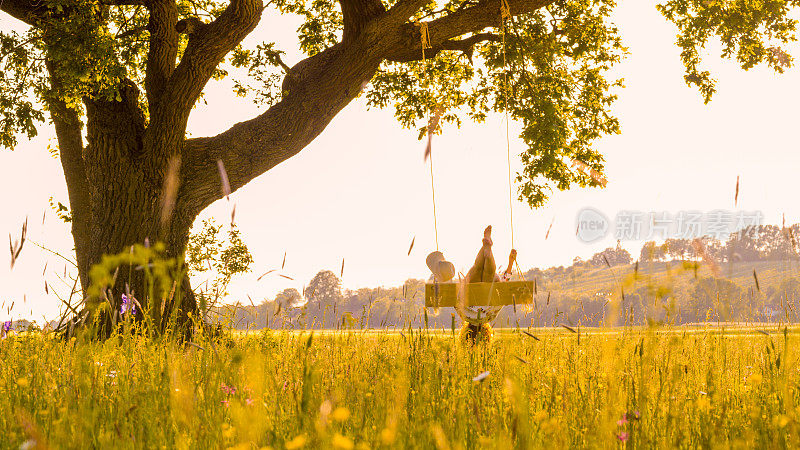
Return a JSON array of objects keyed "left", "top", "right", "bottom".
[
  {"left": 428, "top": 225, "right": 516, "bottom": 283},
  {"left": 466, "top": 225, "right": 516, "bottom": 283}
]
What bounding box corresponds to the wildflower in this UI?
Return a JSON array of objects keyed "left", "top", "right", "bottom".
[
  {"left": 2, "top": 320, "right": 11, "bottom": 335},
  {"left": 616, "top": 431, "right": 629, "bottom": 442},
  {"left": 320, "top": 400, "right": 332, "bottom": 417},
  {"left": 748, "top": 373, "right": 763, "bottom": 385},
  {"left": 16, "top": 377, "right": 28, "bottom": 387},
  {"left": 533, "top": 410, "right": 548, "bottom": 422},
  {"left": 285, "top": 434, "right": 307, "bottom": 450},
  {"left": 120, "top": 294, "right": 137, "bottom": 316},
  {"left": 221, "top": 424, "right": 236, "bottom": 439},
  {"left": 332, "top": 433, "right": 354, "bottom": 450},
  {"left": 221, "top": 400, "right": 230, "bottom": 407},
  {"left": 245, "top": 398, "right": 254, "bottom": 406},
  {"left": 332, "top": 407, "right": 350, "bottom": 422},
  {"left": 540, "top": 417, "right": 561, "bottom": 433},
  {"left": 380, "top": 428, "right": 396, "bottom": 445},
  {"left": 221, "top": 383, "right": 236, "bottom": 395},
  {"left": 696, "top": 396, "right": 711, "bottom": 412},
  {"left": 773, "top": 414, "right": 790, "bottom": 428},
  {"left": 621, "top": 410, "right": 640, "bottom": 423}
]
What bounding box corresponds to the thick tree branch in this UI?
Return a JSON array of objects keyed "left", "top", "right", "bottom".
[
  {"left": 177, "top": 0, "right": 555, "bottom": 214},
  {"left": 384, "top": 0, "right": 429, "bottom": 25},
  {"left": 385, "top": 0, "right": 555, "bottom": 61},
  {"left": 142, "top": 0, "right": 262, "bottom": 164},
  {"left": 0, "top": 0, "right": 140, "bottom": 25},
  {"left": 144, "top": 0, "right": 179, "bottom": 106},
  {"left": 340, "top": 0, "right": 386, "bottom": 41},
  {"left": 175, "top": 17, "right": 206, "bottom": 35},
  {"left": 0, "top": 0, "right": 49, "bottom": 25},
  {"left": 178, "top": 36, "right": 388, "bottom": 214},
  {"left": 388, "top": 32, "right": 501, "bottom": 62},
  {"left": 168, "top": 0, "right": 262, "bottom": 110}
]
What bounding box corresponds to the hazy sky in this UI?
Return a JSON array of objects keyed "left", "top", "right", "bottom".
[{"left": 2, "top": 1, "right": 800, "bottom": 322}]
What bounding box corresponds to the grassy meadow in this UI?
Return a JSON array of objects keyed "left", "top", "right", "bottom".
[{"left": 2, "top": 326, "right": 799, "bottom": 449}]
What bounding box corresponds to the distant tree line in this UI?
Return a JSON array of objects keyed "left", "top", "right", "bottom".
[
  {"left": 638, "top": 225, "right": 800, "bottom": 263},
  {"left": 208, "top": 224, "right": 800, "bottom": 331}
]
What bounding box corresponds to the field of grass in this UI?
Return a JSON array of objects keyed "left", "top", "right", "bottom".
[{"left": 2, "top": 326, "right": 799, "bottom": 449}]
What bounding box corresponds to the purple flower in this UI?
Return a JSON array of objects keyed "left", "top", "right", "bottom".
[
  {"left": 1, "top": 320, "right": 11, "bottom": 337},
  {"left": 616, "top": 432, "right": 629, "bottom": 442},
  {"left": 120, "top": 294, "right": 137, "bottom": 316}
]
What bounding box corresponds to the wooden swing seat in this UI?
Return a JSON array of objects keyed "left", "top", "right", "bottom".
[{"left": 425, "top": 281, "right": 534, "bottom": 308}]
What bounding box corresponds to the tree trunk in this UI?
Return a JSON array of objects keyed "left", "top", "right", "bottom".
[{"left": 60, "top": 81, "right": 198, "bottom": 339}]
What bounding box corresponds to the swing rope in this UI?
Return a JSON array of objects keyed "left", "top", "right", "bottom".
[
  {"left": 500, "top": 0, "right": 525, "bottom": 281},
  {"left": 500, "top": 0, "right": 515, "bottom": 252},
  {"left": 419, "top": 22, "right": 439, "bottom": 251},
  {"left": 419, "top": 8, "right": 520, "bottom": 277}
]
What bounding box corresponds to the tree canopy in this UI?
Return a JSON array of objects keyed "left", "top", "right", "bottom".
[{"left": 3, "top": 0, "right": 795, "bottom": 209}]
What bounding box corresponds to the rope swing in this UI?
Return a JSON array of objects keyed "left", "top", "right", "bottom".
[
  {"left": 500, "top": 0, "right": 515, "bottom": 251},
  {"left": 422, "top": 1, "right": 535, "bottom": 326},
  {"left": 420, "top": 0, "right": 519, "bottom": 275},
  {"left": 418, "top": 21, "right": 440, "bottom": 252}
]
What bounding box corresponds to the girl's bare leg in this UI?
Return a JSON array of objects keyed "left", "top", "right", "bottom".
[
  {"left": 467, "top": 226, "right": 497, "bottom": 283},
  {"left": 504, "top": 249, "right": 517, "bottom": 279}
]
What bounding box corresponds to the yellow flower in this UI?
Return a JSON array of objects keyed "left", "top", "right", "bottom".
[
  {"left": 332, "top": 407, "right": 350, "bottom": 422},
  {"left": 749, "top": 373, "right": 763, "bottom": 385},
  {"left": 540, "top": 418, "right": 561, "bottom": 434},
  {"left": 533, "top": 410, "right": 548, "bottom": 422},
  {"left": 221, "top": 424, "right": 236, "bottom": 439},
  {"left": 696, "top": 396, "right": 711, "bottom": 412},
  {"left": 332, "top": 433, "right": 354, "bottom": 450},
  {"left": 285, "top": 434, "right": 307, "bottom": 450},
  {"left": 773, "top": 415, "right": 790, "bottom": 428},
  {"left": 16, "top": 377, "right": 28, "bottom": 387},
  {"left": 380, "top": 428, "right": 396, "bottom": 445}
]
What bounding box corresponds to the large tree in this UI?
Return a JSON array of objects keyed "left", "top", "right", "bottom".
[{"left": 1, "top": 0, "right": 796, "bottom": 333}]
